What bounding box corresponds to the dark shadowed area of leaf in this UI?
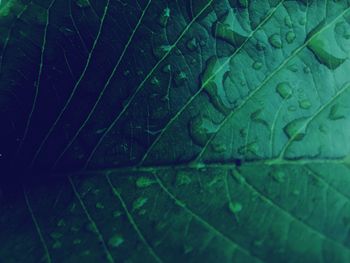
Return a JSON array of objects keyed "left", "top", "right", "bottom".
[{"left": 1, "top": 0, "right": 350, "bottom": 262}]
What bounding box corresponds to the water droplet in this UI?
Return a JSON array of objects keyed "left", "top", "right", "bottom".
[
  {"left": 162, "top": 64, "right": 171, "bottom": 73},
  {"left": 59, "top": 27, "right": 75, "bottom": 37},
  {"left": 176, "top": 171, "right": 192, "bottom": 186},
  {"left": 250, "top": 109, "right": 268, "bottom": 127},
  {"left": 189, "top": 115, "right": 218, "bottom": 146},
  {"left": 228, "top": 201, "right": 242, "bottom": 214},
  {"left": 136, "top": 176, "right": 155, "bottom": 188},
  {"left": 252, "top": 61, "right": 262, "bottom": 70},
  {"left": 153, "top": 45, "right": 172, "bottom": 59},
  {"left": 213, "top": 10, "right": 248, "bottom": 47},
  {"left": 96, "top": 202, "right": 105, "bottom": 209},
  {"left": 201, "top": 56, "right": 233, "bottom": 114},
  {"left": 86, "top": 223, "right": 98, "bottom": 234},
  {"left": 75, "top": 0, "right": 90, "bottom": 8},
  {"left": 276, "top": 82, "right": 293, "bottom": 99},
  {"left": 298, "top": 99, "right": 312, "bottom": 109},
  {"left": 52, "top": 241, "right": 62, "bottom": 249},
  {"left": 328, "top": 103, "right": 345, "bottom": 120},
  {"left": 238, "top": 141, "right": 259, "bottom": 156},
  {"left": 307, "top": 20, "right": 347, "bottom": 69},
  {"left": 285, "top": 31, "right": 296, "bottom": 43},
  {"left": 132, "top": 197, "right": 148, "bottom": 211},
  {"left": 299, "top": 17, "right": 306, "bottom": 26},
  {"left": 319, "top": 124, "right": 327, "bottom": 133},
  {"left": 269, "top": 33, "right": 283, "bottom": 48},
  {"left": 256, "top": 41, "right": 266, "bottom": 51},
  {"left": 186, "top": 37, "right": 198, "bottom": 51},
  {"left": 288, "top": 64, "right": 298, "bottom": 72},
  {"left": 108, "top": 234, "right": 124, "bottom": 248},
  {"left": 158, "top": 7, "right": 170, "bottom": 27},
  {"left": 270, "top": 170, "right": 286, "bottom": 183},
  {"left": 174, "top": 71, "right": 187, "bottom": 86},
  {"left": 283, "top": 117, "right": 308, "bottom": 141},
  {"left": 284, "top": 16, "right": 293, "bottom": 28},
  {"left": 57, "top": 219, "right": 65, "bottom": 227},
  {"left": 151, "top": 76, "right": 160, "bottom": 86},
  {"left": 113, "top": 210, "right": 122, "bottom": 218},
  {"left": 288, "top": 105, "right": 297, "bottom": 112},
  {"left": 303, "top": 66, "right": 311, "bottom": 74},
  {"left": 211, "top": 143, "right": 227, "bottom": 153}
]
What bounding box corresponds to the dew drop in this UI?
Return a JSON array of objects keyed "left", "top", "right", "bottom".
[
  {"left": 288, "top": 105, "right": 297, "bottom": 112},
  {"left": 252, "top": 61, "right": 262, "bottom": 70},
  {"left": 95, "top": 202, "right": 104, "bottom": 209},
  {"left": 108, "top": 234, "right": 124, "bottom": 248},
  {"left": 270, "top": 170, "right": 286, "bottom": 183},
  {"left": 150, "top": 76, "right": 160, "bottom": 86},
  {"left": 132, "top": 197, "right": 148, "bottom": 211},
  {"left": 303, "top": 66, "right": 311, "bottom": 74},
  {"left": 201, "top": 56, "right": 232, "bottom": 114},
  {"left": 328, "top": 103, "right": 345, "bottom": 120},
  {"left": 256, "top": 41, "right": 266, "bottom": 51},
  {"left": 212, "top": 10, "right": 248, "bottom": 47},
  {"left": 174, "top": 71, "right": 187, "bottom": 86},
  {"left": 228, "top": 201, "right": 242, "bottom": 214},
  {"left": 153, "top": 45, "right": 172, "bottom": 59},
  {"left": 283, "top": 117, "right": 308, "bottom": 141},
  {"left": 269, "top": 33, "right": 283, "bottom": 48},
  {"left": 162, "top": 64, "right": 171, "bottom": 73},
  {"left": 298, "top": 99, "right": 312, "bottom": 109},
  {"left": 284, "top": 16, "right": 293, "bottom": 28},
  {"left": 136, "top": 176, "right": 155, "bottom": 188},
  {"left": 238, "top": 141, "right": 259, "bottom": 156},
  {"left": 176, "top": 171, "right": 192, "bottom": 186},
  {"left": 276, "top": 82, "right": 293, "bottom": 99},
  {"left": 189, "top": 115, "right": 218, "bottom": 146},
  {"left": 285, "top": 31, "right": 296, "bottom": 44},
  {"left": 299, "top": 17, "right": 306, "bottom": 26},
  {"left": 307, "top": 20, "right": 347, "bottom": 69},
  {"left": 158, "top": 7, "right": 170, "bottom": 27},
  {"left": 211, "top": 142, "right": 227, "bottom": 153},
  {"left": 75, "top": 0, "right": 89, "bottom": 8},
  {"left": 59, "top": 27, "right": 75, "bottom": 37},
  {"left": 186, "top": 37, "right": 198, "bottom": 51}
]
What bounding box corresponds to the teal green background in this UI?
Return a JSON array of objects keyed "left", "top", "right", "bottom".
[{"left": 1, "top": 0, "right": 350, "bottom": 262}]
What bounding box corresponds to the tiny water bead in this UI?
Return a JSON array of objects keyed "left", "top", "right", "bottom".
[
  {"left": 228, "top": 201, "right": 243, "bottom": 214},
  {"left": 285, "top": 31, "right": 296, "bottom": 44},
  {"left": 75, "top": 0, "right": 89, "bottom": 8},
  {"left": 108, "top": 234, "right": 124, "bottom": 248},
  {"left": 189, "top": 115, "right": 218, "bottom": 146},
  {"left": 252, "top": 61, "right": 263, "bottom": 70},
  {"left": 136, "top": 176, "right": 155, "bottom": 188},
  {"left": 186, "top": 37, "right": 198, "bottom": 51},
  {"left": 158, "top": 7, "right": 170, "bottom": 27},
  {"left": 269, "top": 33, "right": 283, "bottom": 49},
  {"left": 298, "top": 99, "right": 312, "bottom": 110},
  {"left": 276, "top": 82, "right": 293, "bottom": 99},
  {"left": 283, "top": 117, "right": 308, "bottom": 141}
]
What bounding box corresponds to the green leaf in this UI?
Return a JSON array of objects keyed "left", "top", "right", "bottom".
[{"left": 1, "top": 0, "right": 350, "bottom": 262}]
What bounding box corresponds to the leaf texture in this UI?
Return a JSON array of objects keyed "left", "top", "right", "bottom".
[{"left": 1, "top": 0, "right": 350, "bottom": 262}]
